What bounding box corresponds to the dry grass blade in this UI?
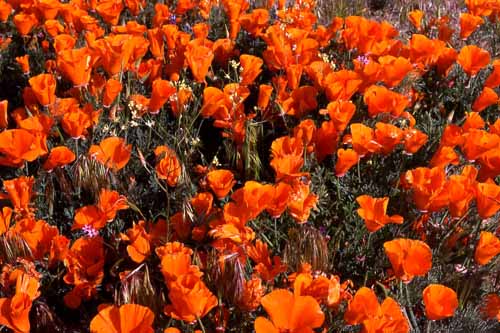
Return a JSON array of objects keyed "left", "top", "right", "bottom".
[
  {"left": 0, "top": 233, "right": 33, "bottom": 264},
  {"left": 72, "top": 155, "right": 110, "bottom": 200},
  {"left": 283, "top": 225, "right": 330, "bottom": 272}
]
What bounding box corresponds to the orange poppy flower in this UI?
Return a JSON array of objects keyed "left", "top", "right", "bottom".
[
  {"left": 3, "top": 176, "right": 34, "bottom": 217},
  {"left": 152, "top": 3, "right": 171, "bottom": 27},
  {"left": 264, "top": 182, "right": 291, "bottom": 218},
  {"left": 335, "top": 148, "right": 359, "bottom": 177},
  {"left": 0, "top": 292, "right": 32, "bottom": 333},
  {"left": 257, "top": 84, "right": 273, "bottom": 112},
  {"left": 90, "top": 72, "right": 107, "bottom": 102},
  {"left": 164, "top": 273, "right": 218, "bottom": 323},
  {"left": 53, "top": 34, "right": 76, "bottom": 53},
  {"left": 356, "top": 195, "right": 403, "bottom": 232},
  {"left": 165, "top": 329, "right": 182, "bottom": 333},
  {"left": 305, "top": 60, "right": 334, "bottom": 90},
  {"left": 96, "top": 34, "right": 142, "bottom": 77},
  {"left": 293, "top": 119, "right": 316, "bottom": 153},
  {"left": 0, "top": 0, "right": 12, "bottom": 22},
  {"left": 475, "top": 181, "right": 500, "bottom": 219},
  {"left": 120, "top": 220, "right": 151, "bottom": 263},
  {"left": 95, "top": 0, "right": 124, "bottom": 25},
  {"left": 57, "top": 48, "right": 93, "bottom": 87},
  {"left": 481, "top": 294, "right": 500, "bottom": 321},
  {"left": 364, "top": 85, "right": 410, "bottom": 118},
  {"left": 282, "top": 179, "right": 315, "bottom": 223},
  {"left": 460, "top": 13, "right": 484, "bottom": 39},
  {"left": 402, "top": 128, "right": 428, "bottom": 155},
  {"left": 212, "top": 38, "right": 235, "bottom": 66},
  {"left": 422, "top": 284, "right": 458, "bottom": 320},
  {"left": 409, "top": 34, "right": 445, "bottom": 66},
  {"left": 12, "top": 217, "right": 58, "bottom": 259},
  {"left": 156, "top": 242, "right": 202, "bottom": 285},
  {"left": 383, "top": 238, "right": 432, "bottom": 282},
  {"left": 270, "top": 136, "right": 305, "bottom": 181},
  {"left": 344, "top": 287, "right": 409, "bottom": 333},
  {"left": 429, "top": 146, "right": 459, "bottom": 168},
  {"left": 462, "top": 112, "right": 484, "bottom": 135},
  {"left": 61, "top": 104, "right": 100, "bottom": 139},
  {"left": 43, "top": 146, "right": 75, "bottom": 171},
  {"left": 102, "top": 78, "right": 122, "bottom": 108},
  {"left": 155, "top": 146, "right": 182, "bottom": 187},
  {"left": 286, "top": 64, "right": 304, "bottom": 90},
  {"left": 237, "top": 276, "right": 265, "bottom": 311},
  {"left": 48, "top": 234, "right": 70, "bottom": 267},
  {"left": 408, "top": 10, "right": 424, "bottom": 30},
  {"left": 44, "top": 19, "right": 64, "bottom": 37},
  {"left": 63, "top": 236, "right": 105, "bottom": 308},
  {"left": 472, "top": 87, "right": 498, "bottom": 112},
  {"left": 457, "top": 45, "right": 490, "bottom": 76},
  {"left": 97, "top": 189, "right": 128, "bottom": 221},
  {"left": 474, "top": 231, "right": 500, "bottom": 265},
  {"left": 461, "top": 129, "right": 498, "bottom": 161},
  {"left": 248, "top": 239, "right": 286, "bottom": 280},
  {"left": 447, "top": 166, "right": 477, "bottom": 218},
  {"left": 485, "top": 59, "right": 500, "bottom": 89},
  {"left": 461, "top": 110, "right": 486, "bottom": 130},
  {"left": 200, "top": 86, "right": 229, "bottom": 119},
  {"left": 315, "top": 120, "right": 339, "bottom": 162},
  {"left": 293, "top": 269, "right": 348, "bottom": 308},
  {"left": 403, "top": 167, "right": 448, "bottom": 212},
  {"left": 90, "top": 303, "right": 154, "bottom": 333},
  {"left": 478, "top": 147, "right": 500, "bottom": 181},
  {"left": 89, "top": 137, "right": 132, "bottom": 171},
  {"left": 440, "top": 124, "right": 463, "bottom": 147},
  {"left": 0, "top": 99, "right": 7, "bottom": 128},
  {"left": 37, "top": 0, "right": 61, "bottom": 20},
  {"left": 149, "top": 79, "right": 176, "bottom": 113},
  {"left": 15, "top": 55, "right": 29, "bottom": 74},
  {"left": 170, "top": 86, "right": 193, "bottom": 117},
  {"left": 465, "top": 0, "right": 495, "bottom": 16},
  {"left": 223, "top": 181, "right": 274, "bottom": 228},
  {"left": 221, "top": 0, "right": 249, "bottom": 39},
  {"left": 378, "top": 55, "right": 414, "bottom": 87},
  {"left": 13, "top": 12, "right": 38, "bottom": 36},
  {"left": 239, "top": 9, "right": 269, "bottom": 37},
  {"left": 0, "top": 206, "right": 12, "bottom": 235},
  {"left": 374, "top": 122, "right": 404, "bottom": 155},
  {"left": 320, "top": 100, "right": 356, "bottom": 132},
  {"left": 435, "top": 15, "right": 454, "bottom": 43},
  {"left": 17, "top": 113, "right": 53, "bottom": 136},
  {"left": 323, "top": 70, "right": 362, "bottom": 102},
  {"left": 206, "top": 169, "right": 236, "bottom": 199},
  {"left": 240, "top": 54, "right": 263, "bottom": 86},
  {"left": 254, "top": 289, "right": 325, "bottom": 333},
  {"left": 281, "top": 86, "right": 318, "bottom": 118},
  {"left": 192, "top": 22, "right": 209, "bottom": 39},
  {"left": 72, "top": 205, "right": 107, "bottom": 230},
  {"left": 0, "top": 129, "right": 47, "bottom": 166},
  {"left": 350, "top": 123, "right": 381, "bottom": 157},
  {"left": 13, "top": 270, "right": 40, "bottom": 300},
  {"left": 185, "top": 40, "right": 214, "bottom": 84}
]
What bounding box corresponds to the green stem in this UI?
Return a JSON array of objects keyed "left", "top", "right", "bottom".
[
  {"left": 197, "top": 316, "right": 206, "bottom": 333},
  {"left": 405, "top": 283, "right": 420, "bottom": 333},
  {"left": 375, "top": 281, "right": 389, "bottom": 298}
]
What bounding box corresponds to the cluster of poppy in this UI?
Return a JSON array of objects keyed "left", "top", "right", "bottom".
[{"left": 0, "top": 0, "right": 500, "bottom": 331}]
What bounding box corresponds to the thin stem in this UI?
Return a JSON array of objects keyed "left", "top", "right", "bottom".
[
  {"left": 405, "top": 283, "right": 420, "bottom": 333},
  {"left": 197, "top": 316, "right": 206, "bottom": 333},
  {"left": 376, "top": 281, "right": 389, "bottom": 298}
]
